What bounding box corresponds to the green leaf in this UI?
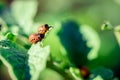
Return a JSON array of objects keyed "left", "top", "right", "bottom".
[
  {"left": 69, "top": 67, "right": 82, "bottom": 80},
  {"left": 80, "top": 25, "right": 100, "bottom": 60},
  {"left": 101, "top": 21, "right": 113, "bottom": 30},
  {"left": 92, "top": 75, "right": 103, "bottom": 80},
  {"left": 114, "top": 25, "right": 120, "bottom": 32},
  {"left": 0, "top": 17, "right": 8, "bottom": 34},
  {"left": 11, "top": 0, "right": 38, "bottom": 35},
  {"left": 114, "top": 25, "right": 120, "bottom": 46},
  {"left": 90, "top": 67, "right": 114, "bottom": 80},
  {"left": 11, "top": 0, "right": 38, "bottom": 24},
  {"left": 58, "top": 20, "right": 91, "bottom": 67},
  {"left": 114, "top": 31, "right": 120, "bottom": 47},
  {"left": 43, "top": 22, "right": 71, "bottom": 69},
  {"left": 27, "top": 42, "right": 50, "bottom": 80},
  {"left": 39, "top": 68, "right": 64, "bottom": 80},
  {"left": 58, "top": 20, "right": 100, "bottom": 67},
  {"left": 5, "top": 32, "right": 17, "bottom": 42},
  {"left": 0, "top": 40, "right": 30, "bottom": 80},
  {"left": 0, "top": 7, "right": 18, "bottom": 26}
]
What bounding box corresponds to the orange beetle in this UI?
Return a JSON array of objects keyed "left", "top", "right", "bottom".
[
  {"left": 38, "top": 24, "right": 51, "bottom": 34},
  {"left": 29, "top": 24, "right": 52, "bottom": 44},
  {"left": 29, "top": 33, "right": 41, "bottom": 44}
]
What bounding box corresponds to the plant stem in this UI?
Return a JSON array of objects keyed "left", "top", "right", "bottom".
[{"left": 47, "top": 60, "right": 76, "bottom": 80}]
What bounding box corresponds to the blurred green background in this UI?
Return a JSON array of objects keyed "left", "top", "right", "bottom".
[{"left": 0, "top": 0, "right": 120, "bottom": 80}]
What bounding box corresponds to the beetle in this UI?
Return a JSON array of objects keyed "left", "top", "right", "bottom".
[
  {"left": 29, "top": 24, "right": 52, "bottom": 44},
  {"left": 29, "top": 33, "right": 43, "bottom": 44},
  {"left": 38, "top": 24, "right": 51, "bottom": 34}
]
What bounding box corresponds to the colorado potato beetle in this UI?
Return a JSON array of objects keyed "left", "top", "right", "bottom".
[
  {"left": 29, "top": 24, "right": 52, "bottom": 44},
  {"left": 29, "top": 33, "right": 42, "bottom": 44},
  {"left": 38, "top": 24, "right": 51, "bottom": 34}
]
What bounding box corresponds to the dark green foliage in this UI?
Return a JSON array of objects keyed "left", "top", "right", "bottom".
[
  {"left": 0, "top": 7, "right": 18, "bottom": 27},
  {"left": 58, "top": 20, "right": 91, "bottom": 67},
  {"left": 0, "top": 23, "right": 2, "bottom": 31},
  {"left": 0, "top": 40, "right": 31, "bottom": 80},
  {"left": 90, "top": 67, "right": 114, "bottom": 80}
]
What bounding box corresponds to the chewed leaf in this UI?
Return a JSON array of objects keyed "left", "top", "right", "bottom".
[
  {"left": 28, "top": 42, "right": 50, "bottom": 80},
  {"left": 80, "top": 25, "right": 100, "bottom": 60},
  {"left": 58, "top": 20, "right": 91, "bottom": 67},
  {"left": 0, "top": 40, "right": 30, "bottom": 80}
]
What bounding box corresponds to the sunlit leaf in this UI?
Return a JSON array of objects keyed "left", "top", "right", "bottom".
[
  {"left": 27, "top": 42, "right": 50, "bottom": 80},
  {"left": 69, "top": 67, "right": 82, "bottom": 80},
  {"left": 80, "top": 25, "right": 100, "bottom": 60},
  {"left": 11, "top": 0, "right": 38, "bottom": 35},
  {"left": 39, "top": 68, "right": 64, "bottom": 80},
  {"left": 44, "top": 22, "right": 71, "bottom": 69},
  {"left": 114, "top": 31, "right": 120, "bottom": 47},
  {"left": 11, "top": 0, "right": 38, "bottom": 25},
  {"left": 114, "top": 25, "right": 120, "bottom": 47}
]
